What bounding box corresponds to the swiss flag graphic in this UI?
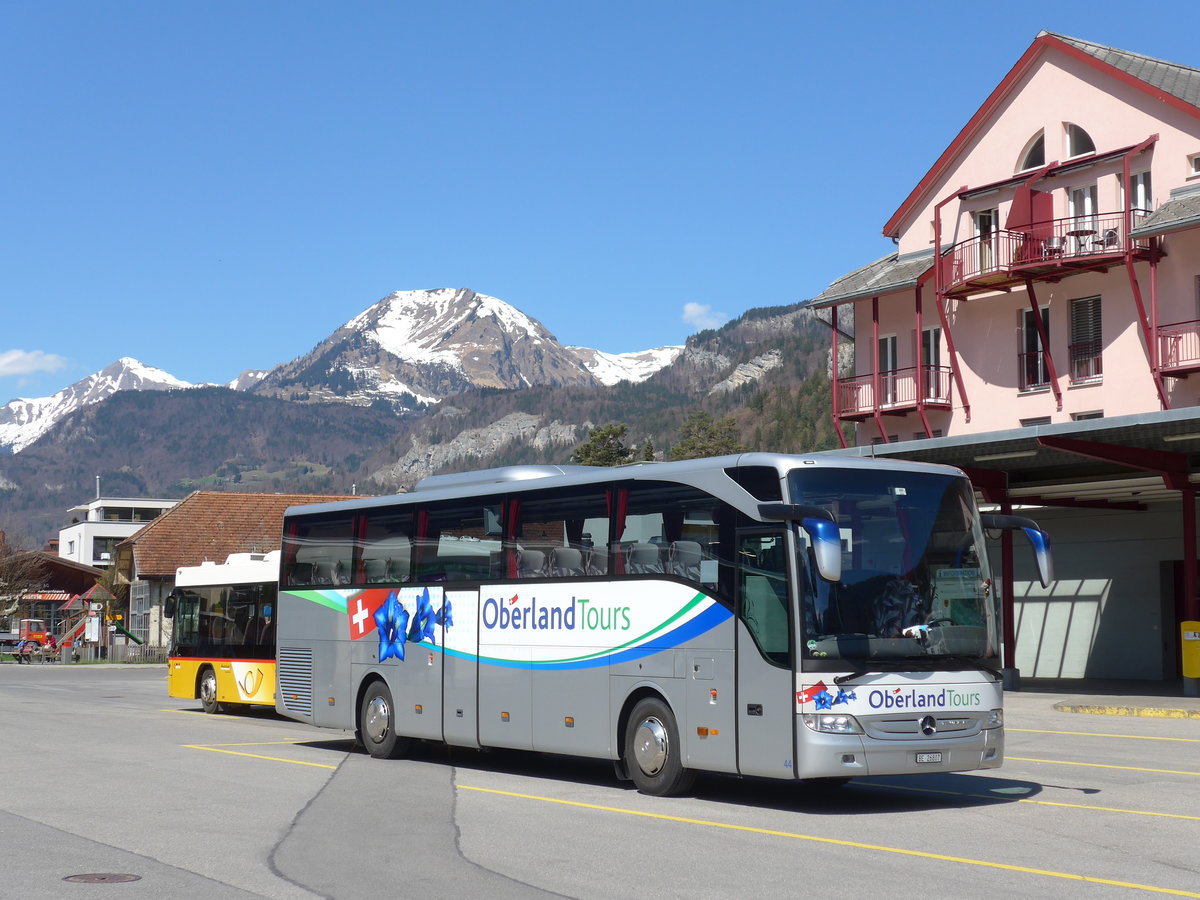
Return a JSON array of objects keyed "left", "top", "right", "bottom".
[{"left": 347, "top": 591, "right": 388, "bottom": 641}]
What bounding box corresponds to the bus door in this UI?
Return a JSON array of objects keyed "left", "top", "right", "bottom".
[{"left": 735, "top": 529, "right": 797, "bottom": 779}]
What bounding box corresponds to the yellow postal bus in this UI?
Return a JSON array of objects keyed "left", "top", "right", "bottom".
[{"left": 165, "top": 552, "right": 278, "bottom": 713}]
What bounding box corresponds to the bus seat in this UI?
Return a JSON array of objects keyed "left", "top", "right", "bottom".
[
  {"left": 518, "top": 549, "right": 546, "bottom": 578},
  {"left": 287, "top": 562, "right": 315, "bottom": 585},
  {"left": 669, "top": 541, "right": 702, "bottom": 580},
  {"left": 585, "top": 547, "right": 608, "bottom": 575},
  {"left": 363, "top": 558, "right": 388, "bottom": 582},
  {"left": 626, "top": 542, "right": 661, "bottom": 574},
  {"left": 550, "top": 547, "right": 584, "bottom": 576}
]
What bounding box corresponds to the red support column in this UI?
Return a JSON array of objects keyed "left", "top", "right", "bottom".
[
  {"left": 915, "top": 285, "right": 935, "bottom": 439},
  {"left": 871, "top": 296, "right": 889, "bottom": 443},
  {"left": 1184, "top": 488, "right": 1198, "bottom": 622},
  {"left": 932, "top": 187, "right": 971, "bottom": 423},
  {"left": 831, "top": 304, "right": 848, "bottom": 448},
  {"left": 1024, "top": 278, "right": 1061, "bottom": 411}
]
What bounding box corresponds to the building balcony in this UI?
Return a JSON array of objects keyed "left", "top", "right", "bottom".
[
  {"left": 836, "top": 365, "right": 953, "bottom": 420},
  {"left": 1159, "top": 320, "right": 1200, "bottom": 377},
  {"left": 941, "top": 212, "right": 1153, "bottom": 299}
]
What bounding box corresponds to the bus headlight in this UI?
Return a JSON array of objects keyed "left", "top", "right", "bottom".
[
  {"left": 984, "top": 708, "right": 1003, "bottom": 729},
  {"left": 802, "top": 713, "right": 863, "bottom": 734}
]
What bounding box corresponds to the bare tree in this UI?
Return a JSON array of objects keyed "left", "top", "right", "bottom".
[{"left": 0, "top": 539, "right": 49, "bottom": 621}]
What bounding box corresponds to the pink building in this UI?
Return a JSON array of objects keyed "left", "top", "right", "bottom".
[{"left": 809, "top": 33, "right": 1200, "bottom": 689}]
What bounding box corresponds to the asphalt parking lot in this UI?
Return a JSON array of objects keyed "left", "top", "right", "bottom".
[{"left": 2, "top": 664, "right": 1198, "bottom": 899}]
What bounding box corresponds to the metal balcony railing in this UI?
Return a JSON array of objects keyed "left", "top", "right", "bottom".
[
  {"left": 1159, "top": 320, "right": 1200, "bottom": 373},
  {"left": 1068, "top": 340, "right": 1103, "bottom": 384},
  {"left": 943, "top": 211, "right": 1151, "bottom": 294},
  {"left": 1018, "top": 350, "right": 1051, "bottom": 392},
  {"left": 836, "top": 366, "right": 952, "bottom": 417}
]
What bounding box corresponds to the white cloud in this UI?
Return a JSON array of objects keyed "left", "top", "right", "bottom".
[
  {"left": 682, "top": 302, "right": 728, "bottom": 330},
  {"left": 0, "top": 349, "right": 69, "bottom": 377}
]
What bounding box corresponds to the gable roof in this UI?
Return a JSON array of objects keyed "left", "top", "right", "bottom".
[
  {"left": 882, "top": 32, "right": 1200, "bottom": 238},
  {"left": 118, "top": 491, "right": 359, "bottom": 579}
]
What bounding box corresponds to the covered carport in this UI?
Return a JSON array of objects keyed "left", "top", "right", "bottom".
[{"left": 824, "top": 408, "right": 1200, "bottom": 694}]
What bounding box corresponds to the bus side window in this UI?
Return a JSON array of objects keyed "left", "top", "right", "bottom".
[
  {"left": 509, "top": 486, "right": 610, "bottom": 580},
  {"left": 283, "top": 514, "right": 357, "bottom": 586}
]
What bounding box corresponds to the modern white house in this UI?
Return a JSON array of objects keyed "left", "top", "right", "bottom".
[{"left": 59, "top": 496, "right": 178, "bottom": 569}]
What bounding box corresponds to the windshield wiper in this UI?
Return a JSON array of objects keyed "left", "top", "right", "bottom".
[{"left": 833, "top": 667, "right": 868, "bottom": 685}]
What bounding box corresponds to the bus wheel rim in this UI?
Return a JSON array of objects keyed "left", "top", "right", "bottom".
[
  {"left": 365, "top": 696, "right": 391, "bottom": 744},
  {"left": 200, "top": 672, "right": 216, "bottom": 704},
  {"left": 633, "top": 715, "right": 668, "bottom": 776}
]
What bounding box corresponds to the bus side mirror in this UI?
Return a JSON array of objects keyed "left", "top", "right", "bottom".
[
  {"left": 757, "top": 504, "right": 842, "bottom": 583},
  {"left": 163, "top": 590, "right": 178, "bottom": 620},
  {"left": 802, "top": 517, "right": 842, "bottom": 584},
  {"left": 981, "top": 513, "right": 1054, "bottom": 588}
]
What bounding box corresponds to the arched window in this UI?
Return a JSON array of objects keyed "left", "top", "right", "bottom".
[
  {"left": 1065, "top": 123, "right": 1095, "bottom": 159},
  {"left": 1018, "top": 132, "right": 1045, "bottom": 171}
]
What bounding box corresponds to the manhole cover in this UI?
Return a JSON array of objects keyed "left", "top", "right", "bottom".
[{"left": 64, "top": 873, "right": 142, "bottom": 884}]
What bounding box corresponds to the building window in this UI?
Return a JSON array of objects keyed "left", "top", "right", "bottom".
[
  {"left": 1072, "top": 411, "right": 1103, "bottom": 421},
  {"left": 1065, "top": 123, "right": 1095, "bottom": 159},
  {"left": 1069, "top": 296, "right": 1103, "bottom": 384},
  {"left": 1020, "top": 307, "right": 1051, "bottom": 391},
  {"left": 130, "top": 581, "right": 151, "bottom": 644},
  {"left": 1019, "top": 132, "right": 1045, "bottom": 171},
  {"left": 1189, "top": 153, "right": 1200, "bottom": 177},
  {"left": 878, "top": 334, "right": 897, "bottom": 405},
  {"left": 1126, "top": 171, "right": 1153, "bottom": 215},
  {"left": 974, "top": 208, "right": 999, "bottom": 274},
  {"left": 1021, "top": 417, "right": 1052, "bottom": 427},
  {"left": 1068, "top": 184, "right": 1099, "bottom": 253},
  {"left": 921, "top": 327, "right": 945, "bottom": 400}
]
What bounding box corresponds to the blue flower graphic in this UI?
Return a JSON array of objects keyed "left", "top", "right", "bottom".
[
  {"left": 436, "top": 598, "right": 453, "bottom": 628},
  {"left": 814, "top": 690, "right": 834, "bottom": 710},
  {"left": 408, "top": 586, "right": 437, "bottom": 644},
  {"left": 833, "top": 688, "right": 857, "bottom": 706},
  {"left": 374, "top": 591, "right": 409, "bottom": 662}
]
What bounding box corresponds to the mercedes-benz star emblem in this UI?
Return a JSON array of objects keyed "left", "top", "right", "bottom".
[{"left": 920, "top": 715, "right": 938, "bottom": 736}]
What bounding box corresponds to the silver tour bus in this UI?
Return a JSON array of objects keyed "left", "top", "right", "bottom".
[{"left": 275, "top": 453, "right": 1051, "bottom": 796}]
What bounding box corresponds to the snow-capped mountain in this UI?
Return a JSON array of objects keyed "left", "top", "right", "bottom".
[
  {"left": 569, "top": 345, "right": 685, "bottom": 386},
  {"left": 0, "top": 358, "right": 192, "bottom": 453},
  {"left": 0, "top": 289, "right": 686, "bottom": 452},
  {"left": 253, "top": 288, "right": 602, "bottom": 409}
]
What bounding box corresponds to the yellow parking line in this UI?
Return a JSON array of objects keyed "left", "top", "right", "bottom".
[
  {"left": 1010, "top": 727, "right": 1200, "bottom": 744},
  {"left": 1008, "top": 756, "right": 1200, "bottom": 777},
  {"left": 184, "top": 743, "right": 338, "bottom": 769},
  {"left": 458, "top": 785, "right": 1200, "bottom": 897},
  {"left": 856, "top": 780, "right": 1200, "bottom": 821}
]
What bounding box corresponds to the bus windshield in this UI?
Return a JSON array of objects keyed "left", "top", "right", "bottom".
[
  {"left": 789, "top": 466, "right": 998, "bottom": 665},
  {"left": 172, "top": 583, "right": 276, "bottom": 659}
]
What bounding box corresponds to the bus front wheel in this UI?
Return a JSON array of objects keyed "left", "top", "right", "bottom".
[
  {"left": 199, "top": 667, "right": 222, "bottom": 714},
  {"left": 624, "top": 697, "right": 695, "bottom": 797},
  {"left": 360, "top": 681, "right": 410, "bottom": 760}
]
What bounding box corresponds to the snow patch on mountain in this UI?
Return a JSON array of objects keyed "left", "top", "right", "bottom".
[
  {"left": 0, "top": 358, "right": 191, "bottom": 453},
  {"left": 569, "top": 346, "right": 684, "bottom": 385}
]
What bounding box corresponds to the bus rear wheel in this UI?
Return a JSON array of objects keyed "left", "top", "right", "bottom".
[
  {"left": 624, "top": 697, "right": 695, "bottom": 797},
  {"left": 199, "top": 667, "right": 222, "bottom": 714},
  {"left": 360, "top": 680, "right": 410, "bottom": 760}
]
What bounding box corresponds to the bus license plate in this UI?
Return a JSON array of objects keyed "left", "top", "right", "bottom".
[{"left": 915, "top": 751, "right": 943, "bottom": 764}]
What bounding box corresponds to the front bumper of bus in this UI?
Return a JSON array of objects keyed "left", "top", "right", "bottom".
[{"left": 796, "top": 709, "right": 1004, "bottom": 778}]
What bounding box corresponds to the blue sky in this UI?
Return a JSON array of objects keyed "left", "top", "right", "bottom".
[{"left": 3, "top": 1, "right": 1198, "bottom": 400}]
